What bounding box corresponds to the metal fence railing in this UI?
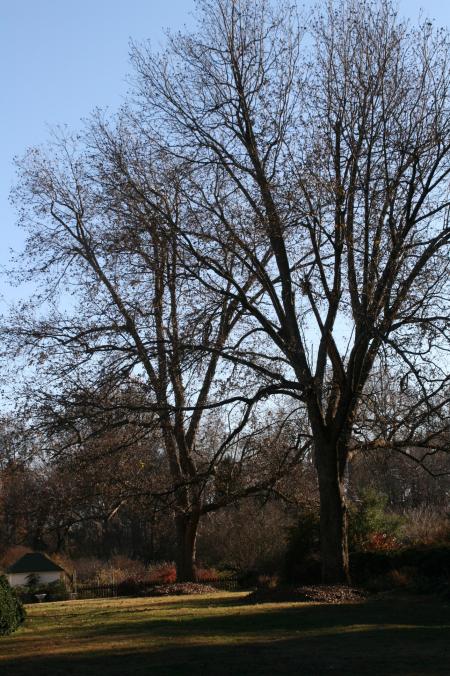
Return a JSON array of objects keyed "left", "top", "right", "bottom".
[
  {"left": 17, "top": 576, "right": 243, "bottom": 603},
  {"left": 70, "top": 577, "right": 242, "bottom": 600}
]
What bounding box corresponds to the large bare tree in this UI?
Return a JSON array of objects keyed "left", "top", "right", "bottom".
[
  {"left": 129, "top": 0, "right": 450, "bottom": 582},
  {"left": 4, "top": 0, "right": 450, "bottom": 584},
  {"left": 5, "top": 113, "right": 306, "bottom": 580}
]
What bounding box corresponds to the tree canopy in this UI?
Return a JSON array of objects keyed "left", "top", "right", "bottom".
[{"left": 2, "top": 0, "right": 450, "bottom": 583}]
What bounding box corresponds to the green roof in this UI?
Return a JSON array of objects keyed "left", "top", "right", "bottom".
[{"left": 6, "top": 552, "right": 64, "bottom": 574}]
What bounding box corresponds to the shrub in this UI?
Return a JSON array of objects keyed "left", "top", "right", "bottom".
[
  {"left": 196, "top": 567, "right": 221, "bottom": 582},
  {"left": 350, "top": 549, "right": 395, "bottom": 584},
  {"left": 110, "top": 555, "right": 147, "bottom": 579},
  {"left": 236, "top": 569, "right": 260, "bottom": 588},
  {"left": 72, "top": 555, "right": 147, "bottom": 585},
  {"left": 15, "top": 578, "right": 70, "bottom": 603},
  {"left": 257, "top": 574, "right": 279, "bottom": 589},
  {"left": 399, "top": 507, "right": 450, "bottom": 546},
  {"left": 43, "top": 579, "right": 70, "bottom": 600},
  {"left": 25, "top": 572, "right": 41, "bottom": 593},
  {"left": 147, "top": 562, "right": 177, "bottom": 584},
  {"left": 98, "top": 555, "right": 147, "bottom": 585},
  {"left": 387, "top": 567, "right": 416, "bottom": 589},
  {"left": 72, "top": 557, "right": 104, "bottom": 582},
  {"left": 349, "top": 489, "right": 403, "bottom": 551},
  {"left": 116, "top": 577, "right": 143, "bottom": 597},
  {"left": 0, "top": 575, "right": 26, "bottom": 636},
  {"left": 350, "top": 544, "right": 450, "bottom": 594},
  {"left": 283, "top": 510, "right": 321, "bottom": 583}
]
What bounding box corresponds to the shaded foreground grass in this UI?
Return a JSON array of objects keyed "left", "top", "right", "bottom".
[{"left": 0, "top": 592, "right": 449, "bottom": 675}]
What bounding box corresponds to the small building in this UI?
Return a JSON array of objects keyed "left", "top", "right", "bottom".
[{"left": 6, "top": 552, "right": 64, "bottom": 588}]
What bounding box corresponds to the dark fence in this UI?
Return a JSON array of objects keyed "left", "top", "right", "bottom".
[
  {"left": 196, "top": 576, "right": 241, "bottom": 591},
  {"left": 74, "top": 583, "right": 118, "bottom": 599},
  {"left": 71, "top": 577, "right": 242, "bottom": 600},
  {"left": 17, "top": 576, "right": 244, "bottom": 603}
]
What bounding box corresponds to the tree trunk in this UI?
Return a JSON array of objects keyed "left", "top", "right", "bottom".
[
  {"left": 175, "top": 512, "right": 200, "bottom": 582},
  {"left": 315, "top": 443, "right": 350, "bottom": 584}
]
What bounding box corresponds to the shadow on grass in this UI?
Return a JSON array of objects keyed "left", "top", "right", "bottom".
[
  {"left": 3, "top": 596, "right": 449, "bottom": 676},
  {"left": 81, "top": 595, "right": 450, "bottom": 640},
  {"left": 3, "top": 625, "right": 450, "bottom": 676}
]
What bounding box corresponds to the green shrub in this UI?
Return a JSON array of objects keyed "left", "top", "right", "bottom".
[
  {"left": 41, "top": 579, "right": 70, "bottom": 601},
  {"left": 349, "top": 488, "right": 403, "bottom": 551},
  {"left": 25, "top": 572, "right": 40, "bottom": 594},
  {"left": 0, "top": 575, "right": 26, "bottom": 636}
]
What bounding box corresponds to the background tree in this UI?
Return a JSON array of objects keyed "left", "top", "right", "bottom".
[{"left": 4, "top": 116, "right": 307, "bottom": 580}]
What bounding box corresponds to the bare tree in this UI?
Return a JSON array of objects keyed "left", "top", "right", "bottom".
[
  {"left": 349, "top": 369, "right": 450, "bottom": 506},
  {"left": 4, "top": 0, "right": 450, "bottom": 584},
  {"left": 130, "top": 0, "right": 450, "bottom": 582},
  {"left": 5, "top": 113, "right": 306, "bottom": 580}
]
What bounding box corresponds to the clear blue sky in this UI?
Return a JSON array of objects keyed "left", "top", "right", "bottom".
[
  {"left": 0, "top": 0, "right": 196, "bottom": 305},
  {"left": 1, "top": 0, "right": 449, "bottom": 307}
]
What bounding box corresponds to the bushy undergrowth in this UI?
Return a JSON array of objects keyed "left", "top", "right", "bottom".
[
  {"left": 112, "top": 562, "right": 227, "bottom": 596},
  {"left": 2, "top": 495, "right": 447, "bottom": 598},
  {"left": 282, "top": 492, "right": 449, "bottom": 589},
  {"left": 399, "top": 507, "right": 450, "bottom": 546},
  {"left": 147, "top": 561, "right": 177, "bottom": 584},
  {"left": 283, "top": 491, "right": 403, "bottom": 584},
  {"left": 351, "top": 545, "right": 450, "bottom": 594},
  {"left": 284, "top": 511, "right": 321, "bottom": 583},
  {"left": 0, "top": 575, "right": 26, "bottom": 636},
  {"left": 73, "top": 555, "right": 148, "bottom": 584}
]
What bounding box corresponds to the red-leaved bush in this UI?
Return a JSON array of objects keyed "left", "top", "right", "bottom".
[
  {"left": 147, "top": 562, "right": 177, "bottom": 584},
  {"left": 195, "top": 567, "right": 221, "bottom": 581},
  {"left": 365, "top": 533, "right": 399, "bottom": 551}
]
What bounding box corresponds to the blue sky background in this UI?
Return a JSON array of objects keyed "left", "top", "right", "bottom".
[
  {"left": 0, "top": 0, "right": 196, "bottom": 306},
  {"left": 1, "top": 0, "right": 449, "bottom": 308}
]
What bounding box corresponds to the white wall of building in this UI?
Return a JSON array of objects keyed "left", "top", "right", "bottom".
[{"left": 8, "top": 571, "right": 61, "bottom": 587}]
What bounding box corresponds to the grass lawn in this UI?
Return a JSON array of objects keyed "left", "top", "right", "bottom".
[{"left": 1, "top": 592, "right": 449, "bottom": 675}]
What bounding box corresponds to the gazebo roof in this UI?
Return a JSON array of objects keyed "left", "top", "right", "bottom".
[{"left": 6, "top": 552, "right": 63, "bottom": 574}]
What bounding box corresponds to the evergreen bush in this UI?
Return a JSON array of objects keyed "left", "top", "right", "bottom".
[
  {"left": 349, "top": 488, "right": 403, "bottom": 551},
  {"left": 0, "top": 575, "right": 26, "bottom": 636}
]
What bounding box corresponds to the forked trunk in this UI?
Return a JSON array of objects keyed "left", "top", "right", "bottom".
[
  {"left": 315, "top": 443, "right": 350, "bottom": 584},
  {"left": 175, "top": 512, "right": 200, "bottom": 582}
]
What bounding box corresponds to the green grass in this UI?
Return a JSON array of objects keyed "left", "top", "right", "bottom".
[{"left": 1, "top": 592, "right": 449, "bottom": 675}]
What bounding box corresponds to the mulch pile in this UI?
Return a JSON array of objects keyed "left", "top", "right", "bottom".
[
  {"left": 149, "top": 582, "right": 218, "bottom": 596},
  {"left": 246, "top": 585, "right": 368, "bottom": 604}
]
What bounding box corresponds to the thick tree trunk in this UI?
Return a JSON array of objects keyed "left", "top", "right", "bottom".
[
  {"left": 175, "top": 512, "right": 200, "bottom": 582},
  {"left": 315, "top": 443, "right": 350, "bottom": 584}
]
